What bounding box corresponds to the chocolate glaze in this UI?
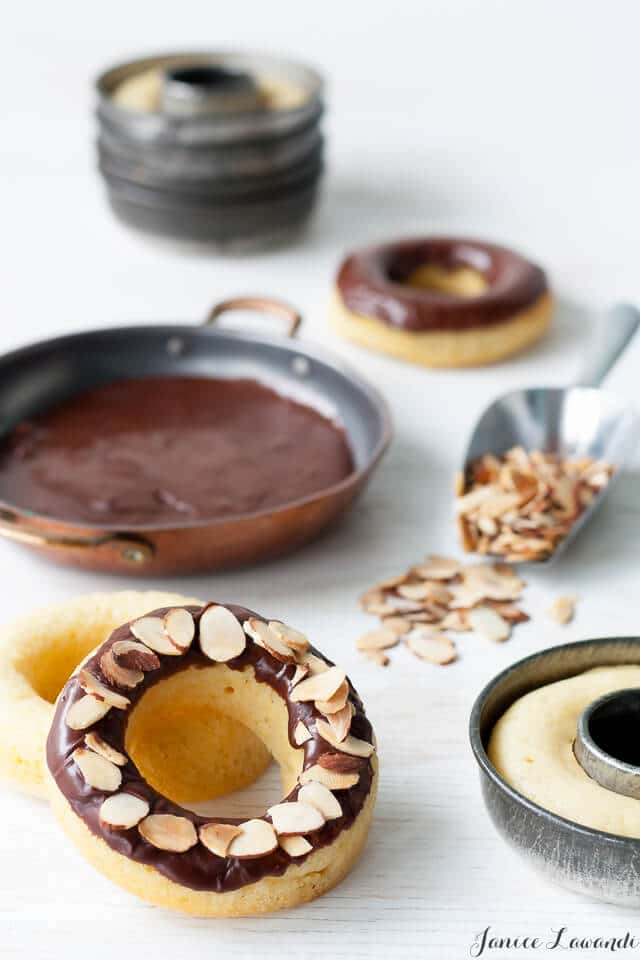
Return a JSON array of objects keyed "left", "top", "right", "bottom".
[
  {"left": 46, "top": 604, "right": 374, "bottom": 893},
  {"left": 336, "top": 237, "right": 549, "bottom": 332},
  {"left": 0, "top": 377, "right": 354, "bottom": 525}
]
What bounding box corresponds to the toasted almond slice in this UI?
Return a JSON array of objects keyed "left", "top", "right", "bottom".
[
  {"left": 84, "top": 732, "right": 127, "bottom": 766},
  {"left": 414, "top": 555, "right": 461, "bottom": 580},
  {"left": 164, "top": 608, "right": 195, "bottom": 652},
  {"left": 489, "top": 602, "right": 530, "bottom": 623},
  {"left": 315, "top": 720, "right": 374, "bottom": 757},
  {"left": 290, "top": 663, "right": 309, "bottom": 687},
  {"left": 380, "top": 616, "right": 411, "bottom": 636},
  {"left": 396, "top": 582, "right": 433, "bottom": 600},
  {"left": 78, "top": 670, "right": 130, "bottom": 710},
  {"left": 300, "top": 763, "right": 359, "bottom": 790},
  {"left": 268, "top": 621, "right": 310, "bottom": 654},
  {"left": 72, "top": 747, "right": 122, "bottom": 792},
  {"left": 99, "top": 648, "right": 144, "bottom": 690},
  {"left": 356, "top": 628, "right": 399, "bottom": 652},
  {"left": 244, "top": 618, "right": 295, "bottom": 664},
  {"left": 99, "top": 793, "right": 149, "bottom": 830},
  {"left": 268, "top": 801, "right": 325, "bottom": 836},
  {"left": 298, "top": 781, "right": 342, "bottom": 820},
  {"left": 279, "top": 835, "right": 312, "bottom": 857},
  {"left": 440, "top": 610, "right": 471, "bottom": 632},
  {"left": 373, "top": 572, "right": 410, "bottom": 590},
  {"left": 199, "top": 605, "right": 246, "bottom": 662},
  {"left": 290, "top": 666, "right": 346, "bottom": 703},
  {"left": 139, "top": 814, "right": 197, "bottom": 852},
  {"left": 454, "top": 470, "right": 466, "bottom": 496},
  {"left": 468, "top": 605, "right": 511, "bottom": 642},
  {"left": 324, "top": 701, "right": 353, "bottom": 742},
  {"left": 315, "top": 680, "right": 349, "bottom": 715},
  {"left": 227, "top": 819, "right": 278, "bottom": 859},
  {"left": 457, "top": 514, "right": 477, "bottom": 552},
  {"left": 299, "top": 651, "right": 330, "bottom": 675},
  {"left": 131, "top": 616, "right": 181, "bottom": 656},
  {"left": 66, "top": 695, "right": 112, "bottom": 730},
  {"left": 317, "top": 753, "right": 363, "bottom": 774},
  {"left": 293, "top": 721, "right": 312, "bottom": 746},
  {"left": 548, "top": 595, "right": 576, "bottom": 625},
  {"left": 111, "top": 640, "right": 160, "bottom": 672},
  {"left": 199, "top": 822, "right": 242, "bottom": 857},
  {"left": 364, "top": 650, "right": 390, "bottom": 666},
  {"left": 406, "top": 631, "right": 457, "bottom": 665}
]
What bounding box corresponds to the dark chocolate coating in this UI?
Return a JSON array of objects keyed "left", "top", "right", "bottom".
[
  {"left": 46, "top": 604, "right": 374, "bottom": 893},
  {"left": 336, "top": 237, "right": 549, "bottom": 332}
]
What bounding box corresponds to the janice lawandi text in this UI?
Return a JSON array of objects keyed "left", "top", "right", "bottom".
[{"left": 470, "top": 926, "right": 640, "bottom": 956}]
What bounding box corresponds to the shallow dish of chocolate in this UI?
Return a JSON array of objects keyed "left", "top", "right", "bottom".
[
  {"left": 45, "top": 601, "right": 377, "bottom": 916},
  {"left": 0, "top": 297, "right": 390, "bottom": 573}
]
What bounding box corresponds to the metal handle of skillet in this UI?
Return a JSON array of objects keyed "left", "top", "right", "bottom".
[
  {"left": 0, "top": 511, "right": 154, "bottom": 565},
  {"left": 204, "top": 296, "right": 302, "bottom": 337}
]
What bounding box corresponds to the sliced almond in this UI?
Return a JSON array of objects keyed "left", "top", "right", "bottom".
[
  {"left": 84, "top": 732, "right": 127, "bottom": 766},
  {"left": 267, "top": 801, "right": 325, "bottom": 836},
  {"left": 279, "top": 835, "right": 312, "bottom": 857},
  {"left": 290, "top": 663, "right": 309, "bottom": 687},
  {"left": 268, "top": 621, "right": 310, "bottom": 654},
  {"left": 468, "top": 605, "right": 511, "bottom": 643},
  {"left": 164, "top": 608, "right": 195, "bottom": 652},
  {"left": 414, "top": 555, "right": 461, "bottom": 580},
  {"left": 489, "top": 602, "right": 529, "bottom": 623},
  {"left": 315, "top": 679, "right": 349, "bottom": 714},
  {"left": 111, "top": 640, "right": 160, "bottom": 673},
  {"left": 300, "top": 763, "right": 359, "bottom": 790},
  {"left": 364, "top": 650, "right": 390, "bottom": 666},
  {"left": 293, "top": 721, "right": 312, "bottom": 746},
  {"left": 139, "top": 814, "right": 197, "bottom": 852},
  {"left": 298, "top": 781, "right": 342, "bottom": 820},
  {"left": 440, "top": 609, "right": 471, "bottom": 632},
  {"left": 380, "top": 616, "right": 411, "bottom": 636},
  {"left": 131, "top": 616, "right": 181, "bottom": 656},
  {"left": 406, "top": 631, "right": 457, "bottom": 665},
  {"left": 199, "top": 605, "right": 246, "bottom": 662},
  {"left": 227, "top": 819, "right": 278, "bottom": 859},
  {"left": 290, "top": 666, "right": 346, "bottom": 703},
  {"left": 199, "top": 822, "right": 242, "bottom": 857},
  {"left": 396, "top": 582, "right": 433, "bottom": 600},
  {"left": 548, "top": 595, "right": 576, "bottom": 625},
  {"left": 299, "top": 651, "right": 330, "bottom": 675},
  {"left": 323, "top": 701, "right": 353, "bottom": 742},
  {"left": 99, "top": 648, "right": 143, "bottom": 690},
  {"left": 244, "top": 618, "right": 295, "bottom": 664},
  {"left": 356, "top": 628, "right": 399, "bottom": 652},
  {"left": 66, "top": 695, "right": 112, "bottom": 731},
  {"left": 72, "top": 747, "right": 122, "bottom": 792},
  {"left": 99, "top": 793, "right": 149, "bottom": 830},
  {"left": 317, "top": 752, "right": 363, "bottom": 774},
  {"left": 78, "top": 670, "right": 130, "bottom": 710},
  {"left": 315, "top": 719, "right": 374, "bottom": 757}
]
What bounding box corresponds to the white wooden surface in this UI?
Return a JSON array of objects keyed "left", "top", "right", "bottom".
[{"left": 3, "top": 2, "right": 640, "bottom": 957}]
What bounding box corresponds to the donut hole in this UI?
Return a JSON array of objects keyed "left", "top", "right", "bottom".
[
  {"left": 386, "top": 246, "right": 490, "bottom": 299},
  {"left": 405, "top": 263, "right": 488, "bottom": 297},
  {"left": 125, "top": 663, "right": 303, "bottom": 811}
]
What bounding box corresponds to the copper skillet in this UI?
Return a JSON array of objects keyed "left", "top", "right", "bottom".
[{"left": 0, "top": 298, "right": 391, "bottom": 575}]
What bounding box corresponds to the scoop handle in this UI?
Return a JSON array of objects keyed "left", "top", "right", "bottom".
[{"left": 575, "top": 303, "right": 640, "bottom": 388}]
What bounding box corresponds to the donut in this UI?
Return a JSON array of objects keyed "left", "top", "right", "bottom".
[
  {"left": 45, "top": 602, "right": 378, "bottom": 916},
  {"left": 0, "top": 591, "right": 200, "bottom": 796},
  {"left": 332, "top": 237, "right": 552, "bottom": 367},
  {"left": 488, "top": 665, "right": 640, "bottom": 838}
]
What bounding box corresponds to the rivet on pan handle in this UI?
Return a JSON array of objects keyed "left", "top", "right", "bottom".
[
  {"left": 204, "top": 297, "right": 302, "bottom": 338},
  {"left": 0, "top": 512, "right": 154, "bottom": 566}
]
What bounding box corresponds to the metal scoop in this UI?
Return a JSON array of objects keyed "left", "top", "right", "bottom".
[{"left": 461, "top": 303, "right": 640, "bottom": 563}]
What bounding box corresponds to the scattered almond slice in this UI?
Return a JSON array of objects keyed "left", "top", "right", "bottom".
[
  {"left": 548, "top": 595, "right": 576, "bottom": 625},
  {"left": 299, "top": 763, "right": 359, "bottom": 790},
  {"left": 268, "top": 801, "right": 325, "bottom": 836},
  {"left": 299, "top": 651, "right": 330, "bottom": 675},
  {"left": 131, "top": 616, "right": 181, "bottom": 656},
  {"left": 356, "top": 628, "right": 399, "bottom": 652},
  {"left": 290, "top": 663, "right": 309, "bottom": 687},
  {"left": 227, "top": 819, "right": 278, "bottom": 859},
  {"left": 315, "top": 679, "right": 349, "bottom": 715},
  {"left": 66, "top": 695, "right": 112, "bottom": 730},
  {"left": 268, "top": 621, "right": 310, "bottom": 653},
  {"left": 406, "top": 631, "right": 457, "bottom": 665},
  {"left": 99, "top": 648, "right": 143, "bottom": 690},
  {"left": 440, "top": 610, "right": 471, "bottom": 632},
  {"left": 111, "top": 640, "right": 160, "bottom": 672},
  {"left": 244, "top": 618, "right": 295, "bottom": 664},
  {"left": 380, "top": 616, "right": 411, "bottom": 636},
  {"left": 199, "top": 605, "right": 246, "bottom": 661},
  {"left": 199, "top": 822, "right": 242, "bottom": 857},
  {"left": 279, "top": 835, "right": 312, "bottom": 857},
  {"left": 468, "top": 605, "right": 511, "bottom": 643},
  {"left": 99, "top": 793, "right": 149, "bottom": 830},
  {"left": 298, "top": 781, "right": 342, "bottom": 820},
  {"left": 84, "top": 732, "right": 128, "bottom": 766},
  {"left": 72, "top": 747, "right": 122, "bottom": 792},
  {"left": 164, "top": 608, "right": 195, "bottom": 652},
  {"left": 414, "top": 555, "right": 461, "bottom": 580},
  {"left": 364, "top": 650, "right": 390, "bottom": 666},
  {"left": 78, "top": 670, "right": 130, "bottom": 710},
  {"left": 139, "top": 814, "right": 198, "bottom": 852},
  {"left": 290, "top": 666, "right": 346, "bottom": 703},
  {"left": 323, "top": 701, "right": 353, "bottom": 743},
  {"left": 293, "top": 721, "right": 312, "bottom": 746},
  {"left": 315, "top": 720, "right": 374, "bottom": 757}
]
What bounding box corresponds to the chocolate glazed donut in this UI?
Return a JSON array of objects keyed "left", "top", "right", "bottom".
[{"left": 332, "top": 237, "right": 553, "bottom": 367}]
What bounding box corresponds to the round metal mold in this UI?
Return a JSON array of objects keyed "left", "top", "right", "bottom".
[
  {"left": 574, "top": 687, "right": 640, "bottom": 800},
  {"left": 470, "top": 637, "right": 640, "bottom": 906}
]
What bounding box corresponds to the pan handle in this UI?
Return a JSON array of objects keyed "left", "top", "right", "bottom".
[
  {"left": 204, "top": 297, "right": 302, "bottom": 338},
  {"left": 0, "top": 511, "right": 154, "bottom": 566}
]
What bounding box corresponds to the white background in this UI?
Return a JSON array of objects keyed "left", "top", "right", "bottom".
[{"left": 3, "top": 1, "right": 640, "bottom": 957}]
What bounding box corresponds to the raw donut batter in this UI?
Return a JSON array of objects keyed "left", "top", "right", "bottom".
[{"left": 489, "top": 666, "right": 640, "bottom": 838}]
